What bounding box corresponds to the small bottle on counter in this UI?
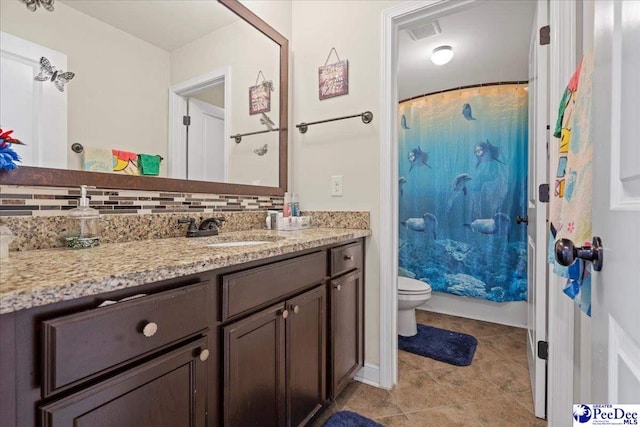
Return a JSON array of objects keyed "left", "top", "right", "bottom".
[
  {"left": 291, "top": 193, "right": 300, "bottom": 217},
  {"left": 65, "top": 185, "right": 101, "bottom": 249},
  {"left": 283, "top": 192, "right": 292, "bottom": 217}
]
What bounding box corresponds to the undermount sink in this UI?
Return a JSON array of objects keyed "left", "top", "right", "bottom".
[{"left": 206, "top": 241, "right": 272, "bottom": 248}]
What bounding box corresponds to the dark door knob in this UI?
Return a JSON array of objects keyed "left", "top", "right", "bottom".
[
  {"left": 554, "top": 236, "right": 604, "bottom": 271},
  {"left": 516, "top": 216, "right": 528, "bottom": 224}
]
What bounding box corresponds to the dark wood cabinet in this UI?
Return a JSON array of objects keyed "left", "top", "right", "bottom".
[
  {"left": 223, "top": 285, "right": 327, "bottom": 427},
  {"left": 223, "top": 303, "right": 287, "bottom": 427},
  {"left": 287, "top": 286, "right": 326, "bottom": 427},
  {"left": 0, "top": 238, "right": 365, "bottom": 427},
  {"left": 328, "top": 239, "right": 365, "bottom": 400},
  {"left": 39, "top": 338, "right": 209, "bottom": 427},
  {"left": 329, "top": 270, "right": 364, "bottom": 399}
]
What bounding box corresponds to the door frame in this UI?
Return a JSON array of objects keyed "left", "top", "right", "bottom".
[
  {"left": 168, "top": 67, "right": 230, "bottom": 180},
  {"left": 547, "top": 0, "right": 579, "bottom": 425},
  {"left": 379, "top": 0, "right": 476, "bottom": 390},
  {"left": 380, "top": 0, "right": 565, "bottom": 400}
]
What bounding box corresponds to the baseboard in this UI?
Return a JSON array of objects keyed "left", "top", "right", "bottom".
[{"left": 354, "top": 363, "right": 385, "bottom": 388}]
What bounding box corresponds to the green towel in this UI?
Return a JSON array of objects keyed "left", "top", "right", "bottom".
[{"left": 138, "top": 154, "right": 161, "bottom": 176}]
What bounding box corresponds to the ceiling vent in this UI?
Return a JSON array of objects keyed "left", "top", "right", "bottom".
[{"left": 406, "top": 20, "right": 441, "bottom": 41}]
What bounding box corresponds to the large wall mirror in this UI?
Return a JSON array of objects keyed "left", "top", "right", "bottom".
[{"left": 0, "top": 0, "right": 288, "bottom": 196}]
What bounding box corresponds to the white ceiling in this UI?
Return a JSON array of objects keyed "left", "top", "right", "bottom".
[
  {"left": 398, "top": 0, "right": 536, "bottom": 101},
  {"left": 60, "top": 0, "right": 239, "bottom": 52}
]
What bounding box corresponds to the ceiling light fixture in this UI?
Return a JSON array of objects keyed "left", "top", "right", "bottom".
[{"left": 431, "top": 45, "right": 454, "bottom": 65}]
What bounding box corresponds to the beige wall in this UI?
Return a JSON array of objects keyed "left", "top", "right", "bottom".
[
  {"left": 288, "top": 0, "right": 398, "bottom": 367},
  {"left": 0, "top": 0, "right": 170, "bottom": 176},
  {"left": 170, "top": 16, "right": 281, "bottom": 187}
]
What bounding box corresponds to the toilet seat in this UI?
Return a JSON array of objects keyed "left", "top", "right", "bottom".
[{"left": 398, "top": 276, "right": 431, "bottom": 294}]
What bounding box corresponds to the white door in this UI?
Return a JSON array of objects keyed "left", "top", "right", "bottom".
[
  {"left": 0, "top": 32, "right": 67, "bottom": 168},
  {"left": 526, "top": 0, "right": 549, "bottom": 418},
  {"left": 187, "top": 98, "right": 226, "bottom": 182},
  {"left": 590, "top": 0, "right": 640, "bottom": 403}
]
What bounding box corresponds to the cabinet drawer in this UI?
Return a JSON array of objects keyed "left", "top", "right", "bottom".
[
  {"left": 222, "top": 251, "right": 326, "bottom": 321},
  {"left": 330, "top": 241, "right": 362, "bottom": 277},
  {"left": 42, "top": 282, "right": 211, "bottom": 396}
]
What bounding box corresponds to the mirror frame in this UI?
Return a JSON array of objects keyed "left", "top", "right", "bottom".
[{"left": 0, "top": 0, "right": 288, "bottom": 197}]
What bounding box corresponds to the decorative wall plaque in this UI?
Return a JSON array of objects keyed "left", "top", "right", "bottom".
[
  {"left": 249, "top": 70, "right": 272, "bottom": 115},
  {"left": 319, "top": 48, "right": 348, "bottom": 100}
]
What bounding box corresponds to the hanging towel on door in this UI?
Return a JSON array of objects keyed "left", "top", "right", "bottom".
[{"left": 548, "top": 52, "right": 594, "bottom": 316}]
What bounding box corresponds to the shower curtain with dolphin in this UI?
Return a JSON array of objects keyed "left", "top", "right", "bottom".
[{"left": 398, "top": 84, "right": 528, "bottom": 302}]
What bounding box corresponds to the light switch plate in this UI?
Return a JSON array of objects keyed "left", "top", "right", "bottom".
[{"left": 331, "top": 175, "right": 343, "bottom": 196}]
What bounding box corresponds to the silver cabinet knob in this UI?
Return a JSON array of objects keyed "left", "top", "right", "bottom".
[
  {"left": 199, "top": 349, "right": 210, "bottom": 362},
  {"left": 142, "top": 322, "right": 158, "bottom": 338},
  {"left": 281, "top": 309, "right": 289, "bottom": 319},
  {"left": 293, "top": 305, "right": 300, "bottom": 314},
  {"left": 334, "top": 284, "right": 342, "bottom": 292},
  {"left": 344, "top": 255, "right": 354, "bottom": 261}
]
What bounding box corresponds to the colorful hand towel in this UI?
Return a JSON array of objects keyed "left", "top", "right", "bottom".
[
  {"left": 138, "top": 154, "right": 161, "bottom": 176},
  {"left": 548, "top": 52, "right": 594, "bottom": 316},
  {"left": 112, "top": 149, "right": 139, "bottom": 175},
  {"left": 83, "top": 146, "right": 112, "bottom": 172}
]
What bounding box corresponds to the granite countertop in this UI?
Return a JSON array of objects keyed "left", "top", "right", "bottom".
[{"left": 0, "top": 228, "right": 371, "bottom": 315}]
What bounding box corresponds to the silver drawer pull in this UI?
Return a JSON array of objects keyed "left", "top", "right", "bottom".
[
  {"left": 199, "top": 349, "right": 210, "bottom": 362},
  {"left": 344, "top": 255, "right": 354, "bottom": 261},
  {"left": 293, "top": 305, "right": 300, "bottom": 314},
  {"left": 142, "top": 321, "right": 158, "bottom": 338},
  {"left": 281, "top": 309, "right": 289, "bottom": 319},
  {"left": 334, "top": 284, "right": 342, "bottom": 292}
]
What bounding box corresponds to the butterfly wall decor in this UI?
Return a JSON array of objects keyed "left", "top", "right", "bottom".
[
  {"left": 21, "top": 0, "right": 55, "bottom": 12},
  {"left": 254, "top": 144, "right": 268, "bottom": 156},
  {"left": 34, "top": 57, "right": 75, "bottom": 92}
]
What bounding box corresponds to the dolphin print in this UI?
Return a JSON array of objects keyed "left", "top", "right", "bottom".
[
  {"left": 462, "top": 103, "right": 476, "bottom": 121},
  {"left": 475, "top": 140, "right": 504, "bottom": 168},
  {"left": 401, "top": 114, "right": 410, "bottom": 130},
  {"left": 452, "top": 173, "right": 473, "bottom": 196},
  {"left": 399, "top": 176, "right": 407, "bottom": 197},
  {"left": 447, "top": 173, "right": 473, "bottom": 208},
  {"left": 401, "top": 213, "right": 438, "bottom": 239},
  {"left": 408, "top": 146, "right": 431, "bottom": 171},
  {"left": 464, "top": 213, "right": 511, "bottom": 236}
]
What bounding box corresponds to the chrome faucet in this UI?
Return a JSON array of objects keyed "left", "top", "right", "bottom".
[{"left": 177, "top": 217, "right": 225, "bottom": 237}]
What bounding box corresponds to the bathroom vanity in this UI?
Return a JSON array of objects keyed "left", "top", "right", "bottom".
[{"left": 0, "top": 229, "right": 368, "bottom": 427}]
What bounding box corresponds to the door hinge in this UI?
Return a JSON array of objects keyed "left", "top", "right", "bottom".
[
  {"left": 183, "top": 115, "right": 191, "bottom": 126},
  {"left": 537, "top": 341, "right": 549, "bottom": 360},
  {"left": 539, "top": 184, "right": 550, "bottom": 203},
  {"left": 540, "top": 26, "right": 550, "bottom": 45}
]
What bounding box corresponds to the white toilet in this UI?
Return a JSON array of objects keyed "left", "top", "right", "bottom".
[{"left": 398, "top": 276, "right": 432, "bottom": 337}]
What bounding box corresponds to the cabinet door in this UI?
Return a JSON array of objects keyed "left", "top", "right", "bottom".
[
  {"left": 39, "top": 338, "right": 208, "bottom": 427},
  {"left": 287, "top": 286, "right": 326, "bottom": 427},
  {"left": 223, "top": 303, "right": 286, "bottom": 427},
  {"left": 329, "top": 270, "right": 364, "bottom": 399}
]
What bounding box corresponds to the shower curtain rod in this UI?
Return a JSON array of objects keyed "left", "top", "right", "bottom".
[
  {"left": 399, "top": 80, "right": 529, "bottom": 104},
  {"left": 296, "top": 111, "right": 373, "bottom": 134},
  {"left": 230, "top": 128, "right": 279, "bottom": 144}
]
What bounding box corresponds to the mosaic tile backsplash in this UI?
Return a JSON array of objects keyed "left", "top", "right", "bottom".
[
  {"left": 0, "top": 185, "right": 370, "bottom": 251},
  {"left": 0, "top": 185, "right": 283, "bottom": 216}
]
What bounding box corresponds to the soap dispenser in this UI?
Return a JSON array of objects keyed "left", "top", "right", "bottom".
[{"left": 65, "top": 185, "right": 101, "bottom": 249}]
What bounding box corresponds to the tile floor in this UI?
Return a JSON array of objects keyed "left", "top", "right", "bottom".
[{"left": 309, "top": 311, "right": 548, "bottom": 427}]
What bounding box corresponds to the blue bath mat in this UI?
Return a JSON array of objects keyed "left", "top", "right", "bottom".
[
  {"left": 398, "top": 324, "right": 477, "bottom": 366},
  {"left": 322, "top": 411, "right": 383, "bottom": 427}
]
